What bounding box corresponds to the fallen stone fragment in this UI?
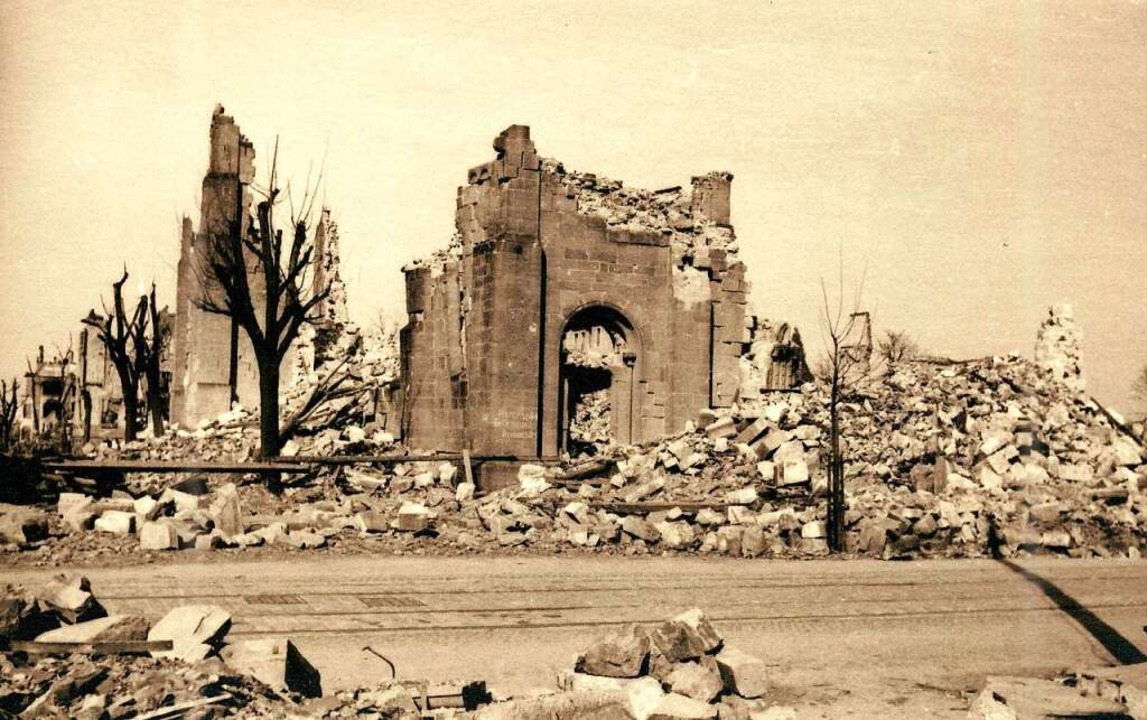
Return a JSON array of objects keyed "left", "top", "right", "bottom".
[
  {"left": 94, "top": 510, "right": 135, "bottom": 535},
  {"left": 474, "top": 690, "right": 631, "bottom": 720},
  {"left": 354, "top": 510, "right": 389, "bottom": 533},
  {"left": 665, "top": 658, "right": 723, "bottom": 702},
  {"left": 37, "top": 575, "right": 104, "bottom": 624},
  {"left": 222, "top": 637, "right": 323, "bottom": 697},
  {"left": 622, "top": 516, "right": 661, "bottom": 543},
  {"left": 35, "top": 615, "right": 149, "bottom": 644},
  {"left": 148, "top": 605, "right": 231, "bottom": 661},
  {"left": 139, "top": 521, "right": 179, "bottom": 551},
  {"left": 284, "top": 530, "right": 326, "bottom": 549},
  {"left": 715, "top": 646, "right": 768, "bottom": 698},
  {"left": 209, "top": 483, "right": 243, "bottom": 538},
  {"left": 647, "top": 691, "right": 718, "bottom": 719},
  {"left": 0, "top": 504, "right": 49, "bottom": 546},
  {"left": 774, "top": 459, "right": 809, "bottom": 486},
  {"left": 394, "top": 502, "right": 432, "bottom": 532},
  {"left": 577, "top": 624, "right": 652, "bottom": 678},
  {"left": 724, "top": 488, "right": 758, "bottom": 506},
  {"left": 623, "top": 674, "right": 669, "bottom": 720},
  {"left": 800, "top": 521, "right": 825, "bottom": 539},
  {"left": 649, "top": 610, "right": 721, "bottom": 662},
  {"left": 969, "top": 676, "right": 1126, "bottom": 719}
]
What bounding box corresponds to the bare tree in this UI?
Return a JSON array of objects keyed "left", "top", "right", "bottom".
[
  {"left": 819, "top": 264, "right": 870, "bottom": 553},
  {"left": 83, "top": 270, "right": 152, "bottom": 442},
  {"left": 877, "top": 330, "right": 919, "bottom": 373},
  {"left": 143, "top": 283, "right": 169, "bottom": 437},
  {"left": 195, "top": 143, "right": 330, "bottom": 459},
  {"left": 0, "top": 378, "right": 17, "bottom": 452}
]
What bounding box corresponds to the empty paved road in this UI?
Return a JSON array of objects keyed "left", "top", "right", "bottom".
[{"left": 6, "top": 556, "right": 1145, "bottom": 717}]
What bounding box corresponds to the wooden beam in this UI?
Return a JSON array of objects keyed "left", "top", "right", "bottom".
[
  {"left": 9, "top": 639, "right": 173, "bottom": 655},
  {"left": 593, "top": 501, "right": 729, "bottom": 514},
  {"left": 42, "top": 460, "right": 309, "bottom": 474}
]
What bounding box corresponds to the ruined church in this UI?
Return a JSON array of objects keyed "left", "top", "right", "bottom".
[{"left": 402, "top": 126, "right": 808, "bottom": 470}]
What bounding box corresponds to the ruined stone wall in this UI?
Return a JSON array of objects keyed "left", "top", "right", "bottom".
[
  {"left": 402, "top": 126, "right": 752, "bottom": 466},
  {"left": 171, "top": 107, "right": 260, "bottom": 428}
]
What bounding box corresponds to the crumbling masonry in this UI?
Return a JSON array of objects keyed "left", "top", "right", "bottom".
[{"left": 402, "top": 126, "right": 804, "bottom": 466}]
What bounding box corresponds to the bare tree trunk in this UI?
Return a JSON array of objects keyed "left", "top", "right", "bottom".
[
  {"left": 122, "top": 390, "right": 140, "bottom": 442},
  {"left": 258, "top": 356, "right": 282, "bottom": 459}
]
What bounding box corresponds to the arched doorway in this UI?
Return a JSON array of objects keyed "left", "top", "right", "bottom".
[{"left": 558, "top": 306, "right": 638, "bottom": 457}]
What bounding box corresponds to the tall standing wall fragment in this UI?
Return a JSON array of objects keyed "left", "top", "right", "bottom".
[{"left": 401, "top": 126, "right": 771, "bottom": 478}]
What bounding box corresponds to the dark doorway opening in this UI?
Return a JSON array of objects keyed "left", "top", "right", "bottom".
[{"left": 558, "top": 306, "right": 638, "bottom": 458}]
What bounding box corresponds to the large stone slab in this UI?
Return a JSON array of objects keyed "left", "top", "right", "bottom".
[
  {"left": 148, "top": 605, "right": 231, "bottom": 661},
  {"left": 35, "top": 614, "right": 148, "bottom": 644}
]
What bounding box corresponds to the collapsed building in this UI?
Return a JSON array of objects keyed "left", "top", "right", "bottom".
[{"left": 402, "top": 126, "right": 808, "bottom": 477}]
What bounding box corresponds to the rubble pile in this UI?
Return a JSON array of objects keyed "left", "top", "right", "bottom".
[
  {"left": 542, "top": 160, "right": 738, "bottom": 266},
  {"left": 0, "top": 576, "right": 325, "bottom": 718},
  {"left": 504, "top": 608, "right": 795, "bottom": 720},
  {"left": 1034, "top": 303, "right": 1085, "bottom": 392},
  {"left": 968, "top": 665, "right": 1147, "bottom": 719}
]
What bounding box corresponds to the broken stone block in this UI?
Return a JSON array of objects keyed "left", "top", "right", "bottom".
[
  {"left": 222, "top": 638, "right": 322, "bottom": 697},
  {"left": 734, "top": 417, "right": 772, "bottom": 446},
  {"left": 456, "top": 482, "right": 476, "bottom": 502},
  {"left": 648, "top": 610, "right": 721, "bottom": 663},
  {"left": 148, "top": 605, "right": 231, "bottom": 661},
  {"left": 133, "top": 495, "right": 160, "bottom": 521},
  {"left": 622, "top": 516, "right": 661, "bottom": 543},
  {"left": 1040, "top": 530, "right": 1072, "bottom": 550},
  {"left": 209, "top": 483, "right": 243, "bottom": 538},
  {"left": 94, "top": 510, "right": 135, "bottom": 535},
  {"left": 715, "top": 646, "right": 768, "bottom": 698},
  {"left": 774, "top": 459, "right": 809, "bottom": 486},
  {"left": 576, "top": 625, "right": 651, "bottom": 678},
  {"left": 0, "top": 504, "right": 49, "bottom": 546},
  {"left": 624, "top": 478, "right": 666, "bottom": 503},
  {"left": 753, "top": 430, "right": 791, "bottom": 459},
  {"left": 724, "top": 488, "right": 758, "bottom": 506},
  {"left": 800, "top": 521, "right": 825, "bottom": 539},
  {"left": 657, "top": 521, "right": 695, "bottom": 550},
  {"left": 57, "top": 492, "right": 92, "bottom": 517},
  {"left": 695, "top": 508, "right": 725, "bottom": 526},
  {"left": 284, "top": 530, "right": 326, "bottom": 549},
  {"left": 35, "top": 615, "right": 148, "bottom": 644},
  {"left": 354, "top": 510, "right": 389, "bottom": 533},
  {"left": 626, "top": 675, "right": 667, "bottom": 720},
  {"left": 741, "top": 526, "right": 765, "bottom": 558},
  {"left": 705, "top": 416, "right": 737, "bottom": 439},
  {"left": 139, "top": 521, "right": 179, "bottom": 551},
  {"left": 37, "top": 575, "right": 104, "bottom": 624},
  {"left": 1028, "top": 502, "right": 1062, "bottom": 524},
  {"left": 474, "top": 690, "right": 632, "bottom": 720},
  {"left": 647, "top": 692, "right": 718, "bottom": 719},
  {"left": 665, "top": 658, "right": 723, "bottom": 702},
  {"left": 912, "top": 514, "right": 937, "bottom": 537},
  {"left": 394, "top": 502, "right": 432, "bottom": 532}
]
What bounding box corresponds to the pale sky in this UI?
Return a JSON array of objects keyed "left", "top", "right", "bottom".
[{"left": 2, "top": 1, "right": 1145, "bottom": 415}]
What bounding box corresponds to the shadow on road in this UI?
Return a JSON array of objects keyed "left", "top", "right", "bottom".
[{"left": 998, "top": 558, "right": 1147, "bottom": 665}]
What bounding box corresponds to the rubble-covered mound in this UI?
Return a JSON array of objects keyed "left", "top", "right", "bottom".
[{"left": 3, "top": 354, "right": 1143, "bottom": 565}]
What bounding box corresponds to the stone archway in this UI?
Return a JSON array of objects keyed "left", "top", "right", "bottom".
[{"left": 558, "top": 306, "right": 638, "bottom": 457}]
